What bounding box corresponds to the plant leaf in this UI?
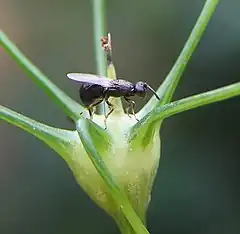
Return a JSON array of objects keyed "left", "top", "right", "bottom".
[
  {"left": 130, "top": 82, "right": 240, "bottom": 142},
  {"left": 138, "top": 0, "right": 220, "bottom": 118},
  {"left": 0, "top": 105, "right": 77, "bottom": 158},
  {"left": 0, "top": 31, "right": 83, "bottom": 121},
  {"left": 92, "top": 0, "right": 106, "bottom": 114}
]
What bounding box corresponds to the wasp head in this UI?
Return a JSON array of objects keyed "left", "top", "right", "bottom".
[
  {"left": 134, "top": 82, "right": 148, "bottom": 98},
  {"left": 135, "top": 81, "right": 160, "bottom": 100}
]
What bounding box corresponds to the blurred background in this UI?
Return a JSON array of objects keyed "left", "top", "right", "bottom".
[{"left": 0, "top": 0, "right": 239, "bottom": 233}]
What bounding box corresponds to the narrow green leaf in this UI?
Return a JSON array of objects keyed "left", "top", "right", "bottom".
[
  {"left": 153, "top": 82, "right": 240, "bottom": 121},
  {"left": 76, "top": 119, "right": 149, "bottom": 234},
  {"left": 0, "top": 31, "right": 83, "bottom": 121},
  {"left": 130, "top": 82, "right": 240, "bottom": 141},
  {"left": 0, "top": 105, "right": 76, "bottom": 158},
  {"left": 92, "top": 0, "right": 106, "bottom": 114},
  {"left": 139, "top": 0, "right": 219, "bottom": 117},
  {"left": 78, "top": 118, "right": 112, "bottom": 152},
  {"left": 92, "top": 0, "right": 106, "bottom": 76}
]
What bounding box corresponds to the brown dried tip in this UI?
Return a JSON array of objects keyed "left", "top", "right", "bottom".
[{"left": 101, "top": 33, "right": 112, "bottom": 52}]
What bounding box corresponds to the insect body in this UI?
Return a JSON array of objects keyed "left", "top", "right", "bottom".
[{"left": 67, "top": 73, "right": 160, "bottom": 125}]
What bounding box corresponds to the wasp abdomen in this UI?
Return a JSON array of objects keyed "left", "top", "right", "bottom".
[{"left": 79, "top": 83, "right": 105, "bottom": 107}]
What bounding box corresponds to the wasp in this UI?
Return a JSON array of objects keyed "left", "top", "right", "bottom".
[{"left": 67, "top": 73, "right": 160, "bottom": 124}]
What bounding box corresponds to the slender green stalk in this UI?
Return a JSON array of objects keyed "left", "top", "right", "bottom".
[
  {"left": 139, "top": 0, "right": 219, "bottom": 117},
  {"left": 76, "top": 119, "right": 149, "bottom": 234},
  {"left": 0, "top": 105, "right": 75, "bottom": 155},
  {"left": 92, "top": 0, "right": 106, "bottom": 114},
  {"left": 154, "top": 82, "right": 240, "bottom": 120},
  {"left": 0, "top": 31, "right": 83, "bottom": 121},
  {"left": 130, "top": 82, "right": 240, "bottom": 140},
  {"left": 92, "top": 0, "right": 106, "bottom": 76}
]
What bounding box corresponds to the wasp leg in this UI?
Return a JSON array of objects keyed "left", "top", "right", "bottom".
[
  {"left": 86, "top": 99, "right": 104, "bottom": 120},
  {"left": 104, "top": 98, "right": 114, "bottom": 129},
  {"left": 86, "top": 106, "right": 93, "bottom": 120},
  {"left": 124, "top": 97, "right": 132, "bottom": 118},
  {"left": 124, "top": 97, "right": 139, "bottom": 121}
]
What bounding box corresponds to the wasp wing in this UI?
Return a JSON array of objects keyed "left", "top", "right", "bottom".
[{"left": 67, "top": 73, "right": 113, "bottom": 87}]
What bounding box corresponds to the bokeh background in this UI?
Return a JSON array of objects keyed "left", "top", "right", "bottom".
[{"left": 0, "top": 0, "right": 239, "bottom": 233}]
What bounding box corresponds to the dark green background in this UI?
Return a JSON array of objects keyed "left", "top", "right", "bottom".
[{"left": 0, "top": 0, "right": 239, "bottom": 233}]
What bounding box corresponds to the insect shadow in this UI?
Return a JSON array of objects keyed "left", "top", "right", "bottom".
[{"left": 67, "top": 73, "right": 160, "bottom": 129}]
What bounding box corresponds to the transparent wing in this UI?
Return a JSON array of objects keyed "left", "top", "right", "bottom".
[{"left": 67, "top": 73, "right": 113, "bottom": 87}]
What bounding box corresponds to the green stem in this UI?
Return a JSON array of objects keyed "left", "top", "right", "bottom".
[
  {"left": 139, "top": 0, "right": 219, "bottom": 117},
  {"left": 155, "top": 82, "right": 240, "bottom": 120},
  {"left": 131, "top": 82, "right": 240, "bottom": 140},
  {"left": 92, "top": 0, "right": 106, "bottom": 114},
  {"left": 0, "top": 105, "right": 75, "bottom": 157},
  {"left": 92, "top": 0, "right": 106, "bottom": 76},
  {"left": 0, "top": 31, "right": 83, "bottom": 121},
  {"left": 76, "top": 119, "right": 149, "bottom": 234}
]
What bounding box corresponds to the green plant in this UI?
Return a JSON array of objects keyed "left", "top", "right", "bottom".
[{"left": 0, "top": 0, "right": 239, "bottom": 233}]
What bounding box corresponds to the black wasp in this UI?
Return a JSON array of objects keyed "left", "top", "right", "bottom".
[{"left": 67, "top": 73, "right": 160, "bottom": 124}]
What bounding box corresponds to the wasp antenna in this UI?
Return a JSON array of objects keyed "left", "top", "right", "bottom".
[{"left": 146, "top": 84, "right": 160, "bottom": 100}]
